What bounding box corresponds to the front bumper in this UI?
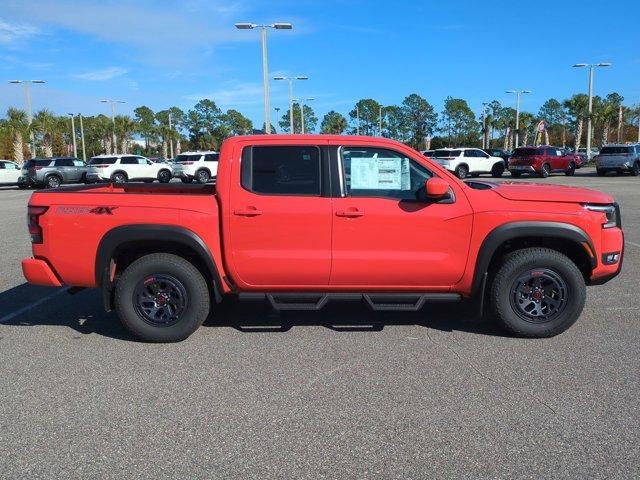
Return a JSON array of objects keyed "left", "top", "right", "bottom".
[
  {"left": 22, "top": 258, "right": 62, "bottom": 287},
  {"left": 589, "top": 227, "right": 624, "bottom": 285}
]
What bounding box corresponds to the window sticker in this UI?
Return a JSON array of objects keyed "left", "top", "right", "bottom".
[{"left": 350, "top": 155, "right": 410, "bottom": 190}]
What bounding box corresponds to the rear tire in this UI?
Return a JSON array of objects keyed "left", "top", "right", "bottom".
[
  {"left": 540, "top": 163, "right": 551, "bottom": 178},
  {"left": 196, "top": 169, "right": 210, "bottom": 184},
  {"left": 596, "top": 168, "right": 606, "bottom": 177},
  {"left": 454, "top": 164, "right": 469, "bottom": 179},
  {"left": 112, "top": 172, "right": 127, "bottom": 184},
  {"left": 115, "top": 253, "right": 210, "bottom": 342},
  {"left": 631, "top": 162, "right": 640, "bottom": 177},
  {"left": 491, "top": 163, "right": 505, "bottom": 178},
  {"left": 489, "top": 248, "right": 586, "bottom": 338},
  {"left": 45, "top": 175, "right": 62, "bottom": 189},
  {"left": 565, "top": 162, "right": 576, "bottom": 176}
]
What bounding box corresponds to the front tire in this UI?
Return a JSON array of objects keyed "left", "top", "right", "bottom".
[
  {"left": 489, "top": 248, "right": 586, "bottom": 338},
  {"left": 596, "top": 168, "right": 606, "bottom": 177},
  {"left": 630, "top": 162, "right": 640, "bottom": 177},
  {"left": 491, "top": 163, "right": 505, "bottom": 178},
  {"left": 115, "top": 253, "right": 210, "bottom": 342},
  {"left": 565, "top": 162, "right": 576, "bottom": 176},
  {"left": 112, "top": 172, "right": 127, "bottom": 184},
  {"left": 539, "top": 163, "right": 551, "bottom": 178},
  {"left": 158, "top": 169, "right": 172, "bottom": 183}
]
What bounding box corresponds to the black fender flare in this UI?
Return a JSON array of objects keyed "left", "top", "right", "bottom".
[
  {"left": 471, "top": 221, "right": 596, "bottom": 297},
  {"left": 95, "top": 224, "right": 224, "bottom": 307}
]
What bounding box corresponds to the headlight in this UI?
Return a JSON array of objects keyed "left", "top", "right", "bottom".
[{"left": 584, "top": 204, "right": 620, "bottom": 229}]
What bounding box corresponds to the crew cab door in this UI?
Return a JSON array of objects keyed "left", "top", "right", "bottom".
[
  {"left": 226, "top": 144, "right": 332, "bottom": 288},
  {"left": 330, "top": 146, "right": 473, "bottom": 288}
]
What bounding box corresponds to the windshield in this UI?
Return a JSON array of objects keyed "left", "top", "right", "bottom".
[
  {"left": 89, "top": 157, "right": 117, "bottom": 165},
  {"left": 23, "top": 159, "right": 52, "bottom": 168},
  {"left": 600, "top": 146, "right": 633, "bottom": 155},
  {"left": 513, "top": 148, "right": 543, "bottom": 157},
  {"left": 175, "top": 154, "right": 200, "bottom": 163},
  {"left": 433, "top": 150, "right": 461, "bottom": 158}
]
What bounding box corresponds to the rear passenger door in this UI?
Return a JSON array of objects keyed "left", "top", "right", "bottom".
[
  {"left": 54, "top": 158, "right": 75, "bottom": 182},
  {"left": 204, "top": 153, "right": 219, "bottom": 176},
  {"left": 120, "top": 156, "right": 141, "bottom": 179},
  {"left": 227, "top": 144, "right": 332, "bottom": 287}
]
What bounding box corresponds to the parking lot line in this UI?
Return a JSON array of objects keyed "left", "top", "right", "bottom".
[{"left": 0, "top": 287, "right": 69, "bottom": 324}]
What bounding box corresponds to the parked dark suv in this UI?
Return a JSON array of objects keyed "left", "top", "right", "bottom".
[{"left": 18, "top": 157, "right": 88, "bottom": 188}]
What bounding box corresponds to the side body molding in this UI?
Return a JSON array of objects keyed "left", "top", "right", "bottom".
[
  {"left": 471, "top": 221, "right": 596, "bottom": 296},
  {"left": 95, "top": 224, "right": 224, "bottom": 305}
]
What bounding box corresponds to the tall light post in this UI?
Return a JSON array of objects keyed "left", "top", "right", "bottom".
[
  {"left": 378, "top": 105, "right": 383, "bottom": 137},
  {"left": 356, "top": 104, "right": 360, "bottom": 135},
  {"left": 274, "top": 107, "right": 281, "bottom": 132},
  {"left": 481, "top": 102, "right": 489, "bottom": 149},
  {"left": 274, "top": 75, "right": 308, "bottom": 133},
  {"left": 506, "top": 89, "right": 531, "bottom": 148},
  {"left": 100, "top": 99, "right": 125, "bottom": 152},
  {"left": 573, "top": 63, "right": 611, "bottom": 160},
  {"left": 294, "top": 98, "right": 314, "bottom": 134},
  {"left": 67, "top": 113, "right": 77, "bottom": 158},
  {"left": 235, "top": 22, "right": 293, "bottom": 134},
  {"left": 9, "top": 80, "right": 45, "bottom": 156},
  {"left": 78, "top": 114, "right": 87, "bottom": 162},
  {"left": 168, "top": 112, "right": 174, "bottom": 158}
]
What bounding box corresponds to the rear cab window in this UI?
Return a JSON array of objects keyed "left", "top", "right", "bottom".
[{"left": 241, "top": 145, "right": 321, "bottom": 195}]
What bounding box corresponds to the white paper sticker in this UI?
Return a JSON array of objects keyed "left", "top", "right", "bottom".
[{"left": 350, "top": 157, "right": 409, "bottom": 190}]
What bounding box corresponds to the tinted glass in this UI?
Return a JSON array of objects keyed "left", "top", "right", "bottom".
[
  {"left": 7, "top": 162, "right": 17, "bottom": 169},
  {"left": 121, "top": 157, "right": 138, "bottom": 165},
  {"left": 0, "top": 162, "right": 5, "bottom": 169},
  {"left": 513, "top": 148, "right": 543, "bottom": 157},
  {"left": 433, "top": 150, "right": 461, "bottom": 158},
  {"left": 89, "top": 157, "right": 117, "bottom": 165},
  {"left": 73, "top": 160, "right": 84, "bottom": 167},
  {"left": 54, "top": 159, "right": 74, "bottom": 167},
  {"left": 600, "top": 146, "right": 633, "bottom": 155},
  {"left": 242, "top": 146, "right": 321, "bottom": 195},
  {"left": 342, "top": 147, "right": 431, "bottom": 200},
  {"left": 175, "top": 154, "right": 200, "bottom": 163},
  {"left": 24, "top": 159, "right": 53, "bottom": 168},
  {"left": 463, "top": 150, "right": 476, "bottom": 157},
  {"left": 204, "top": 153, "right": 219, "bottom": 162}
]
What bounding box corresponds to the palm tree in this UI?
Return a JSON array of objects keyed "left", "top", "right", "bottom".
[
  {"left": 6, "top": 108, "right": 28, "bottom": 164},
  {"left": 563, "top": 94, "right": 589, "bottom": 151},
  {"left": 114, "top": 115, "right": 136, "bottom": 153},
  {"left": 518, "top": 112, "right": 536, "bottom": 146},
  {"left": 33, "top": 109, "right": 58, "bottom": 157}
]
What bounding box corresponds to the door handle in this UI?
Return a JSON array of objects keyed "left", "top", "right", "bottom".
[
  {"left": 336, "top": 208, "right": 364, "bottom": 218},
  {"left": 233, "top": 207, "right": 263, "bottom": 217}
]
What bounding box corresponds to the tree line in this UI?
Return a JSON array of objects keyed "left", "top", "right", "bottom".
[{"left": 1, "top": 92, "right": 639, "bottom": 163}]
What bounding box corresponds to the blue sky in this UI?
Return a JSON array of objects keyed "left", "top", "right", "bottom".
[{"left": 0, "top": 0, "right": 638, "bottom": 130}]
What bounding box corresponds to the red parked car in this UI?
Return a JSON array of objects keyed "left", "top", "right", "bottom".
[
  {"left": 22, "top": 135, "right": 623, "bottom": 342},
  {"left": 508, "top": 146, "right": 579, "bottom": 177}
]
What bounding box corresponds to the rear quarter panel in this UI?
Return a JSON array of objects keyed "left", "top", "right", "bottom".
[{"left": 30, "top": 189, "right": 223, "bottom": 288}]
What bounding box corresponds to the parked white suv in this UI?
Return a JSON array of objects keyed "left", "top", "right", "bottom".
[
  {"left": 431, "top": 148, "right": 505, "bottom": 179},
  {"left": 0, "top": 160, "right": 21, "bottom": 187},
  {"left": 172, "top": 151, "right": 219, "bottom": 183},
  {"left": 86, "top": 154, "right": 173, "bottom": 184}
]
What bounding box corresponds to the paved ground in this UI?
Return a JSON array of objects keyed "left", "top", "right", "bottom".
[{"left": 0, "top": 169, "right": 638, "bottom": 479}]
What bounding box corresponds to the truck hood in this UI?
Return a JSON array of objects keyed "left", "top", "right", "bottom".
[{"left": 490, "top": 181, "right": 613, "bottom": 204}]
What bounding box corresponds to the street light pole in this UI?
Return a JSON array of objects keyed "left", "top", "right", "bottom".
[
  {"left": 168, "top": 112, "right": 174, "bottom": 159},
  {"left": 100, "top": 99, "right": 125, "bottom": 153},
  {"left": 356, "top": 105, "right": 360, "bottom": 136},
  {"left": 573, "top": 63, "right": 611, "bottom": 160},
  {"left": 378, "top": 106, "right": 383, "bottom": 137},
  {"left": 274, "top": 107, "right": 280, "bottom": 132},
  {"left": 295, "top": 98, "right": 314, "bottom": 134},
  {"left": 79, "top": 114, "right": 86, "bottom": 162},
  {"left": 506, "top": 89, "right": 531, "bottom": 148},
  {"left": 274, "top": 76, "right": 308, "bottom": 134},
  {"left": 9, "top": 80, "right": 45, "bottom": 156},
  {"left": 236, "top": 22, "right": 293, "bottom": 134},
  {"left": 481, "top": 102, "right": 489, "bottom": 149},
  {"left": 67, "top": 113, "right": 77, "bottom": 158}
]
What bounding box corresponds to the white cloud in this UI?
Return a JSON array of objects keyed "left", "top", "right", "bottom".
[
  {"left": 185, "top": 83, "right": 268, "bottom": 106},
  {"left": 72, "top": 67, "right": 128, "bottom": 81},
  {"left": 0, "top": 18, "right": 39, "bottom": 45}
]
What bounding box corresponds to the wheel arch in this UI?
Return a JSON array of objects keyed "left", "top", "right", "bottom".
[
  {"left": 472, "top": 222, "right": 596, "bottom": 298},
  {"left": 110, "top": 170, "right": 128, "bottom": 180},
  {"left": 96, "top": 224, "right": 224, "bottom": 310}
]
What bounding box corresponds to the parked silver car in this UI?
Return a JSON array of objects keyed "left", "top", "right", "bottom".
[
  {"left": 595, "top": 144, "right": 640, "bottom": 176},
  {"left": 18, "top": 157, "right": 88, "bottom": 188}
]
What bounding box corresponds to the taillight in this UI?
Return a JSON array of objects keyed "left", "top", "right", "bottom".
[{"left": 27, "top": 206, "right": 48, "bottom": 244}]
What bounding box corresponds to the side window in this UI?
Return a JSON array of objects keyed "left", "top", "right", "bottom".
[
  {"left": 121, "top": 157, "right": 138, "bottom": 165},
  {"left": 475, "top": 150, "right": 489, "bottom": 158},
  {"left": 0, "top": 162, "right": 5, "bottom": 169},
  {"left": 73, "top": 160, "right": 84, "bottom": 167},
  {"left": 204, "top": 153, "right": 219, "bottom": 162},
  {"left": 138, "top": 157, "right": 149, "bottom": 165},
  {"left": 241, "top": 146, "right": 321, "bottom": 195},
  {"left": 342, "top": 147, "right": 432, "bottom": 201},
  {"left": 545, "top": 147, "right": 555, "bottom": 156},
  {"left": 463, "top": 150, "right": 475, "bottom": 157},
  {"left": 55, "top": 159, "right": 74, "bottom": 167}
]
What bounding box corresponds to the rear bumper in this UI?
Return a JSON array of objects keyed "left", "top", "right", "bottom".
[
  {"left": 22, "top": 258, "right": 62, "bottom": 287},
  {"left": 508, "top": 165, "right": 536, "bottom": 173}
]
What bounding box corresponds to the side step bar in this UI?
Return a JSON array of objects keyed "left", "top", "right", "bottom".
[{"left": 237, "top": 292, "right": 461, "bottom": 312}]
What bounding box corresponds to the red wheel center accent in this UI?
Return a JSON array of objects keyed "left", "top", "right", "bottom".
[
  {"left": 532, "top": 291, "right": 543, "bottom": 301},
  {"left": 156, "top": 295, "right": 168, "bottom": 306}
]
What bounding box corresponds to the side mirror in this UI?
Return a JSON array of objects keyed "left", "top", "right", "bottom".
[{"left": 425, "top": 177, "right": 449, "bottom": 199}]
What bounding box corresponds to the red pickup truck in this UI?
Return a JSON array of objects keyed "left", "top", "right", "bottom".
[{"left": 22, "top": 135, "right": 623, "bottom": 342}]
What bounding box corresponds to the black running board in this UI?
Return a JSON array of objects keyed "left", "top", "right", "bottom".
[{"left": 237, "top": 292, "right": 461, "bottom": 312}]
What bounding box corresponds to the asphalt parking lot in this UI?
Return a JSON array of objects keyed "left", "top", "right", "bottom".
[{"left": 0, "top": 168, "right": 638, "bottom": 479}]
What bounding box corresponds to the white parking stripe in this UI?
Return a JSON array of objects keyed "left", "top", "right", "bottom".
[
  {"left": 0, "top": 288, "right": 69, "bottom": 324},
  {"left": 626, "top": 241, "right": 640, "bottom": 249}
]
